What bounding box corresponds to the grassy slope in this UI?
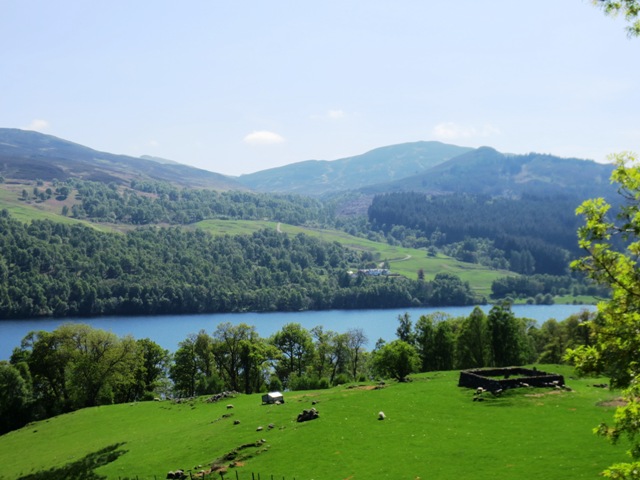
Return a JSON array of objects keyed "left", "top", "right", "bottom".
[
  {"left": 0, "top": 366, "right": 624, "bottom": 480},
  {"left": 0, "top": 184, "right": 115, "bottom": 232},
  {"left": 198, "top": 219, "right": 512, "bottom": 297}
]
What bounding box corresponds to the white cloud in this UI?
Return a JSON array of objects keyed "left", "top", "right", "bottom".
[
  {"left": 148, "top": 139, "right": 160, "bottom": 148},
  {"left": 243, "top": 130, "right": 285, "bottom": 145},
  {"left": 432, "top": 122, "right": 501, "bottom": 141},
  {"left": 327, "top": 109, "right": 345, "bottom": 119},
  {"left": 24, "top": 119, "right": 50, "bottom": 132}
]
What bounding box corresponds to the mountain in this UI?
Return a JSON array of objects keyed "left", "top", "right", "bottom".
[
  {"left": 0, "top": 128, "right": 246, "bottom": 190},
  {"left": 360, "top": 146, "right": 616, "bottom": 199},
  {"left": 235, "top": 141, "right": 474, "bottom": 195}
]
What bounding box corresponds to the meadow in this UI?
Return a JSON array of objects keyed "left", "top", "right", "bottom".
[
  {"left": 197, "top": 219, "right": 512, "bottom": 298},
  {"left": 0, "top": 365, "right": 625, "bottom": 480}
]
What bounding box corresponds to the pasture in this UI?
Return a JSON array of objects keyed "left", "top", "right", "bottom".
[
  {"left": 196, "top": 219, "right": 512, "bottom": 297},
  {"left": 0, "top": 366, "right": 625, "bottom": 480}
]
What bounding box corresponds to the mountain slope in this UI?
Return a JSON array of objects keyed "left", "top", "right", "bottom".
[
  {"left": 236, "top": 141, "right": 474, "bottom": 195},
  {"left": 361, "top": 147, "right": 615, "bottom": 199},
  {"left": 0, "top": 128, "right": 246, "bottom": 190}
]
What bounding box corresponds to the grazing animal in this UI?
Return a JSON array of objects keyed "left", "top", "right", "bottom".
[{"left": 378, "top": 411, "right": 386, "bottom": 420}]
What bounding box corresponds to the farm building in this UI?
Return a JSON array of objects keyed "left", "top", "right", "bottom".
[{"left": 262, "top": 391, "right": 284, "bottom": 404}]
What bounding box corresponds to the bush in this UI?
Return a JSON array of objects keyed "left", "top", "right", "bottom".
[
  {"left": 268, "top": 375, "right": 283, "bottom": 393},
  {"left": 333, "top": 373, "right": 350, "bottom": 386}
]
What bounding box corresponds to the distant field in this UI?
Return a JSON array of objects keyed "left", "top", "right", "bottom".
[
  {"left": 0, "top": 365, "right": 625, "bottom": 480},
  {"left": 0, "top": 183, "right": 114, "bottom": 231},
  {"left": 196, "top": 220, "right": 514, "bottom": 297}
]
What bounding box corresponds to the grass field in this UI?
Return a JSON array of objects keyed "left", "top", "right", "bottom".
[
  {"left": 0, "top": 365, "right": 626, "bottom": 480},
  {"left": 197, "top": 220, "right": 513, "bottom": 298}
]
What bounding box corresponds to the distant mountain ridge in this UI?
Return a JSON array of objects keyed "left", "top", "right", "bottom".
[
  {"left": 0, "top": 128, "right": 245, "bottom": 190},
  {"left": 235, "top": 141, "right": 474, "bottom": 195},
  {"left": 361, "top": 146, "right": 616, "bottom": 199},
  {"left": 0, "top": 129, "right": 616, "bottom": 201}
]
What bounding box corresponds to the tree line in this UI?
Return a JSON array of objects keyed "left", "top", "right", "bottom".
[
  {"left": 0, "top": 305, "right": 594, "bottom": 434},
  {"left": 52, "top": 179, "right": 332, "bottom": 226}
]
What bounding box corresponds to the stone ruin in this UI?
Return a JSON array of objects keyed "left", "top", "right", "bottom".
[{"left": 458, "top": 366, "right": 565, "bottom": 393}]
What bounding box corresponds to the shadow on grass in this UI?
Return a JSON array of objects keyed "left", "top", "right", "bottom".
[{"left": 17, "top": 442, "right": 127, "bottom": 480}]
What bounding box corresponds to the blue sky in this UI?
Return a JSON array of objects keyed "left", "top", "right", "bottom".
[{"left": 1, "top": 1, "right": 638, "bottom": 176}]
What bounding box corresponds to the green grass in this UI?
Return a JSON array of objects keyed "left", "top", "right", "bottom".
[
  {"left": 0, "top": 186, "right": 117, "bottom": 232},
  {"left": 0, "top": 365, "right": 626, "bottom": 480},
  {"left": 197, "top": 220, "right": 513, "bottom": 297},
  {"left": 195, "top": 219, "right": 279, "bottom": 236}
]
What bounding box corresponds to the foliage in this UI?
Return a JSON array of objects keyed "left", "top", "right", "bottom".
[
  {"left": 0, "top": 361, "right": 32, "bottom": 433},
  {"left": 568, "top": 154, "right": 640, "bottom": 388},
  {"left": 491, "top": 273, "right": 609, "bottom": 300},
  {"left": 368, "top": 191, "right": 581, "bottom": 275},
  {"left": 568, "top": 153, "right": 640, "bottom": 478},
  {"left": 371, "top": 340, "right": 420, "bottom": 381},
  {"left": 65, "top": 178, "right": 332, "bottom": 226},
  {"left": 1, "top": 210, "right": 486, "bottom": 318},
  {"left": 594, "top": 0, "right": 640, "bottom": 36}
]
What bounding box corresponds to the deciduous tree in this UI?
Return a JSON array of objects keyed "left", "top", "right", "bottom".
[{"left": 567, "top": 153, "right": 640, "bottom": 478}]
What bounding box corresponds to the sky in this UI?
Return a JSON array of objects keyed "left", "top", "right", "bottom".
[{"left": 1, "top": 1, "right": 639, "bottom": 176}]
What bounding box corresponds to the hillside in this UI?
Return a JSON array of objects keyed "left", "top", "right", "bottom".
[
  {"left": 236, "top": 141, "right": 474, "bottom": 195},
  {"left": 361, "top": 147, "right": 616, "bottom": 199},
  {"left": 0, "top": 367, "right": 622, "bottom": 480},
  {"left": 0, "top": 128, "right": 245, "bottom": 190}
]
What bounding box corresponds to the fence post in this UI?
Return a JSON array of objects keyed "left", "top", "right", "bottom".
[{"left": 236, "top": 471, "right": 239, "bottom": 480}]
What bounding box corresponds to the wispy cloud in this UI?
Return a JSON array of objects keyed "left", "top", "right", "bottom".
[
  {"left": 327, "top": 109, "right": 345, "bottom": 119},
  {"left": 243, "top": 130, "right": 285, "bottom": 145},
  {"left": 432, "top": 122, "right": 500, "bottom": 141},
  {"left": 24, "top": 119, "right": 50, "bottom": 132}
]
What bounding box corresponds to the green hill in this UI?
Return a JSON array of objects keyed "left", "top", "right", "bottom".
[
  {"left": 236, "top": 141, "right": 473, "bottom": 195},
  {"left": 0, "top": 366, "right": 623, "bottom": 480},
  {"left": 0, "top": 128, "right": 244, "bottom": 190}
]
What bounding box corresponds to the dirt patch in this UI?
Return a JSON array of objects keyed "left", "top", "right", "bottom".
[
  {"left": 346, "top": 385, "right": 378, "bottom": 391},
  {"left": 524, "top": 390, "right": 564, "bottom": 398},
  {"left": 598, "top": 398, "right": 627, "bottom": 407}
]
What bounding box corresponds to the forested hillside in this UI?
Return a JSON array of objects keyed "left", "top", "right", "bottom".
[
  {"left": 362, "top": 147, "right": 615, "bottom": 199},
  {"left": 367, "top": 192, "right": 584, "bottom": 276},
  {"left": 0, "top": 210, "right": 480, "bottom": 319}
]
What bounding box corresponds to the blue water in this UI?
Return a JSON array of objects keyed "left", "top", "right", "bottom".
[{"left": 0, "top": 304, "right": 595, "bottom": 360}]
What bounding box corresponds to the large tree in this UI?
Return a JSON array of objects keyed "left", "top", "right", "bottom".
[
  {"left": 371, "top": 340, "right": 420, "bottom": 382},
  {"left": 567, "top": 153, "right": 640, "bottom": 478},
  {"left": 271, "top": 323, "right": 315, "bottom": 386}
]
